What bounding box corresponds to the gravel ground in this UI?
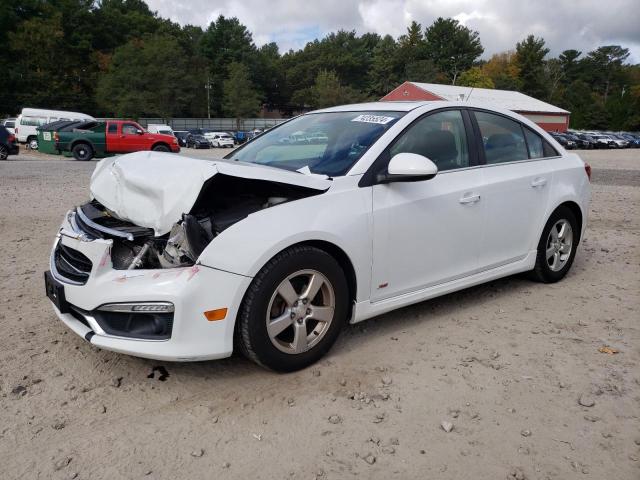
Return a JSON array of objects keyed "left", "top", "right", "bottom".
[{"left": 0, "top": 148, "right": 638, "bottom": 479}]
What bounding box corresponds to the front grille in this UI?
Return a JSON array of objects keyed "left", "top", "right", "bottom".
[{"left": 54, "top": 243, "right": 92, "bottom": 284}]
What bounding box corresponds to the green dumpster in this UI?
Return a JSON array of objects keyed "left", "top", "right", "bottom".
[{"left": 37, "top": 128, "right": 59, "bottom": 154}]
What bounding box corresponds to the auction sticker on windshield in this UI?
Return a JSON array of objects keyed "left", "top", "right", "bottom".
[{"left": 351, "top": 114, "right": 396, "bottom": 124}]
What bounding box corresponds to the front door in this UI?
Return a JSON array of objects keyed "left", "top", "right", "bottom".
[
  {"left": 370, "top": 109, "right": 485, "bottom": 302},
  {"left": 119, "top": 122, "right": 144, "bottom": 152}
]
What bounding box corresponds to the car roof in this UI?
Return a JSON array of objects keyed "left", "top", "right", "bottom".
[
  {"left": 312, "top": 100, "right": 545, "bottom": 119},
  {"left": 314, "top": 101, "right": 432, "bottom": 113}
]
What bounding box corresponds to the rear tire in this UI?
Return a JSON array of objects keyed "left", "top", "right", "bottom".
[
  {"left": 530, "top": 206, "right": 579, "bottom": 283},
  {"left": 28, "top": 137, "right": 38, "bottom": 150},
  {"left": 152, "top": 144, "right": 170, "bottom": 152},
  {"left": 72, "top": 143, "right": 94, "bottom": 161},
  {"left": 236, "top": 246, "right": 349, "bottom": 372},
  {"left": 0, "top": 144, "right": 8, "bottom": 160}
]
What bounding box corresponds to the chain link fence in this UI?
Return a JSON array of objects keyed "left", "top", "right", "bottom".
[{"left": 133, "top": 118, "right": 288, "bottom": 130}]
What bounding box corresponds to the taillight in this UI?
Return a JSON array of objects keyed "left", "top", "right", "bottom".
[
  {"left": 8, "top": 133, "right": 15, "bottom": 143},
  {"left": 584, "top": 162, "right": 592, "bottom": 182}
]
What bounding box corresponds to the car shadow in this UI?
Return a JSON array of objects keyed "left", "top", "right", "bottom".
[{"left": 134, "top": 272, "right": 542, "bottom": 384}]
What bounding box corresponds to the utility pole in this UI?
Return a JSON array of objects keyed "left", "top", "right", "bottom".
[{"left": 205, "top": 76, "right": 212, "bottom": 119}]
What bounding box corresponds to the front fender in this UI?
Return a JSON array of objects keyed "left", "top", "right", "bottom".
[{"left": 197, "top": 178, "right": 373, "bottom": 302}]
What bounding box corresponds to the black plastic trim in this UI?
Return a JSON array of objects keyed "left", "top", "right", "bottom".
[{"left": 85, "top": 331, "right": 95, "bottom": 342}]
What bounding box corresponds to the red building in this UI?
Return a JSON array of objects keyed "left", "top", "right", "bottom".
[{"left": 382, "top": 81, "right": 570, "bottom": 132}]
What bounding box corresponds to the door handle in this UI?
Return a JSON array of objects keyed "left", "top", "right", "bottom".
[
  {"left": 459, "top": 194, "right": 481, "bottom": 204},
  {"left": 531, "top": 177, "right": 547, "bottom": 188}
]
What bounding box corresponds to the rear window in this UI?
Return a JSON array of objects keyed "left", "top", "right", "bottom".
[
  {"left": 475, "top": 111, "right": 528, "bottom": 164},
  {"left": 524, "top": 128, "right": 558, "bottom": 158}
]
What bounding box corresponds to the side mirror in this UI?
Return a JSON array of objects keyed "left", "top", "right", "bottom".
[
  {"left": 136, "top": 129, "right": 144, "bottom": 135},
  {"left": 377, "top": 152, "right": 438, "bottom": 183}
]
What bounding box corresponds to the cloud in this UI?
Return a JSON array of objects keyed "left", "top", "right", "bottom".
[{"left": 146, "top": 0, "right": 640, "bottom": 61}]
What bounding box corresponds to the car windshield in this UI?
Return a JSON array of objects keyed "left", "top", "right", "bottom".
[{"left": 227, "top": 111, "right": 405, "bottom": 176}]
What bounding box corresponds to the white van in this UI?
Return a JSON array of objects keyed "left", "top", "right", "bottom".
[
  {"left": 146, "top": 124, "right": 174, "bottom": 136},
  {"left": 16, "top": 108, "right": 95, "bottom": 149}
]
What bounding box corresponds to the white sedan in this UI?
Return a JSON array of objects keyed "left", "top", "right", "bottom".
[
  {"left": 205, "top": 132, "right": 235, "bottom": 148},
  {"left": 45, "top": 102, "right": 591, "bottom": 371}
]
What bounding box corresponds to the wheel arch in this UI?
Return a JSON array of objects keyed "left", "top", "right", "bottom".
[
  {"left": 151, "top": 141, "right": 170, "bottom": 151},
  {"left": 297, "top": 239, "right": 358, "bottom": 311},
  {"left": 546, "top": 200, "right": 584, "bottom": 243},
  {"left": 230, "top": 238, "right": 359, "bottom": 333},
  {"left": 70, "top": 139, "right": 93, "bottom": 150}
]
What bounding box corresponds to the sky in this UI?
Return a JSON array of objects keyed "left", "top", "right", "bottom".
[{"left": 145, "top": 0, "right": 640, "bottom": 63}]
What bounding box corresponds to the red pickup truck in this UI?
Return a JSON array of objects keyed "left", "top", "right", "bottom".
[{"left": 56, "top": 120, "right": 180, "bottom": 161}]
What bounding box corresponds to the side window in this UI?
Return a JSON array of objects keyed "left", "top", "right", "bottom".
[
  {"left": 122, "top": 123, "right": 138, "bottom": 135},
  {"left": 21, "top": 116, "right": 47, "bottom": 126},
  {"left": 390, "top": 110, "right": 469, "bottom": 171},
  {"left": 475, "top": 111, "right": 528, "bottom": 164},
  {"left": 107, "top": 123, "right": 118, "bottom": 134},
  {"left": 524, "top": 127, "right": 559, "bottom": 159}
]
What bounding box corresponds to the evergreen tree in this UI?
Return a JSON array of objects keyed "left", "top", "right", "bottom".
[
  {"left": 515, "top": 35, "right": 549, "bottom": 99},
  {"left": 424, "top": 17, "right": 483, "bottom": 84},
  {"left": 222, "top": 62, "right": 262, "bottom": 126}
]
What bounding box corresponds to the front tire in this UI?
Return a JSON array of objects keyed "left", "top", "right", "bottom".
[
  {"left": 236, "top": 246, "right": 349, "bottom": 372},
  {"left": 72, "top": 143, "right": 94, "bottom": 161},
  {"left": 530, "top": 206, "right": 579, "bottom": 283}
]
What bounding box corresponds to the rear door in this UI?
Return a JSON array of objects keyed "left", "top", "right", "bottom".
[{"left": 471, "top": 110, "right": 557, "bottom": 270}]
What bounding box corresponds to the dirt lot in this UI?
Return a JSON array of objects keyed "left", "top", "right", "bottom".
[{"left": 0, "top": 148, "right": 638, "bottom": 480}]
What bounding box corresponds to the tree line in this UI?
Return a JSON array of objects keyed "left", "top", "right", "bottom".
[{"left": 1, "top": 0, "right": 639, "bottom": 130}]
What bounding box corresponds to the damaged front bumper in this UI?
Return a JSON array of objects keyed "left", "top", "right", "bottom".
[{"left": 46, "top": 211, "right": 252, "bottom": 361}]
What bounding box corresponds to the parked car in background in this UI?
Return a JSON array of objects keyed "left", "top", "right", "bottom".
[
  {"left": 186, "top": 134, "right": 210, "bottom": 149},
  {"left": 174, "top": 131, "right": 189, "bottom": 147},
  {"left": 0, "top": 125, "right": 19, "bottom": 160},
  {"left": 607, "top": 134, "right": 629, "bottom": 148},
  {"left": 205, "top": 132, "right": 235, "bottom": 148},
  {"left": 147, "top": 124, "right": 174, "bottom": 136},
  {"left": 550, "top": 132, "right": 575, "bottom": 149},
  {"left": 619, "top": 133, "right": 640, "bottom": 147},
  {"left": 573, "top": 133, "right": 598, "bottom": 149},
  {"left": 3, "top": 118, "right": 16, "bottom": 134},
  {"left": 589, "top": 134, "right": 616, "bottom": 149},
  {"left": 15, "top": 108, "right": 95, "bottom": 150},
  {"left": 56, "top": 120, "right": 179, "bottom": 161},
  {"left": 563, "top": 133, "right": 590, "bottom": 149},
  {"left": 45, "top": 101, "right": 590, "bottom": 371}
]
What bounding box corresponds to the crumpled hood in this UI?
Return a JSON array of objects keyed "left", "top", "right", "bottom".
[{"left": 90, "top": 151, "right": 331, "bottom": 236}]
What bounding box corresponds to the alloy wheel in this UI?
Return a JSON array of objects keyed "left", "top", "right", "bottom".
[
  {"left": 0, "top": 145, "right": 7, "bottom": 160},
  {"left": 266, "top": 269, "right": 335, "bottom": 355},
  {"left": 546, "top": 219, "right": 573, "bottom": 272}
]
